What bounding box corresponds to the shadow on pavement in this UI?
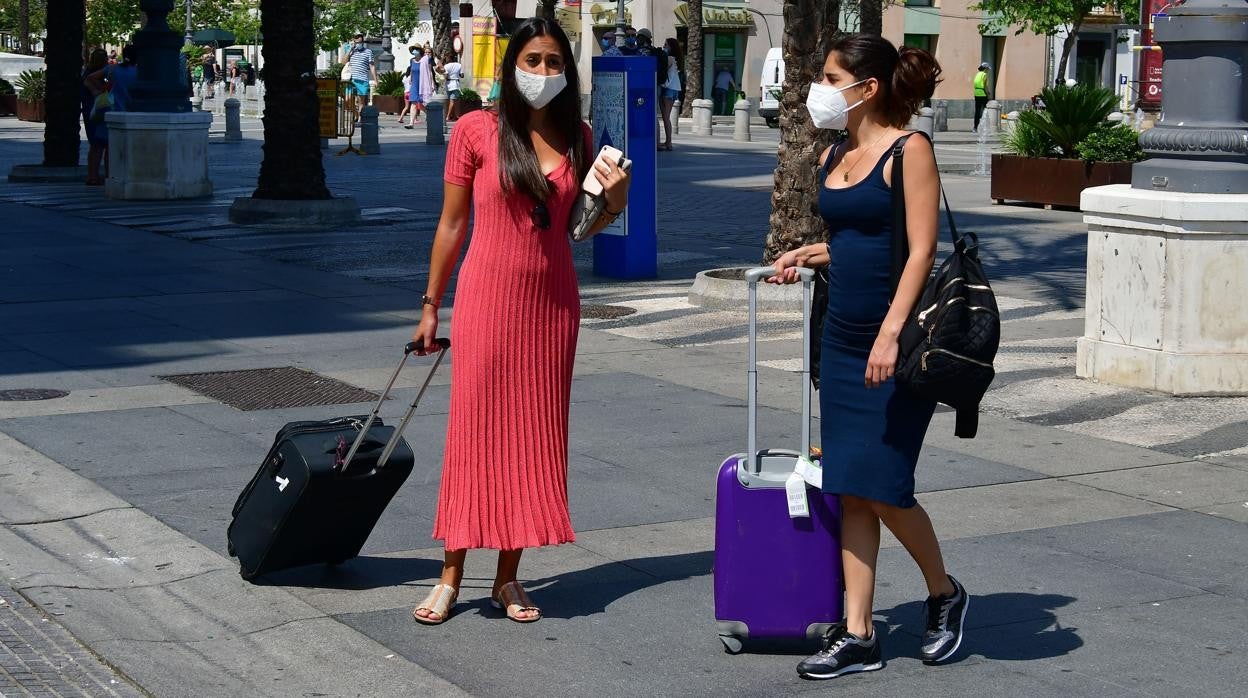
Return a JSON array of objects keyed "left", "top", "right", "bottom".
[
  {"left": 877, "top": 592, "right": 1083, "bottom": 663},
  {"left": 250, "top": 555, "right": 446, "bottom": 589},
  {"left": 530, "top": 550, "right": 714, "bottom": 619}
]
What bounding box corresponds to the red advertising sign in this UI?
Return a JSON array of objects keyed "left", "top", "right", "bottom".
[{"left": 1138, "top": 0, "right": 1166, "bottom": 110}]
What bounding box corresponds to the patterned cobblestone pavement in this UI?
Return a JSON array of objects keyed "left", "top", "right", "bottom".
[{"left": 0, "top": 586, "right": 144, "bottom": 698}]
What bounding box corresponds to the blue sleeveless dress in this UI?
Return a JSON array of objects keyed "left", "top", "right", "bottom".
[{"left": 818, "top": 137, "right": 935, "bottom": 508}]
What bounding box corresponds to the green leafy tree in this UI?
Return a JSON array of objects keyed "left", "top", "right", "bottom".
[
  {"left": 974, "top": 1, "right": 1139, "bottom": 87},
  {"left": 85, "top": 0, "right": 140, "bottom": 46},
  {"left": 0, "top": 0, "right": 47, "bottom": 53},
  {"left": 314, "top": 0, "right": 422, "bottom": 52}
]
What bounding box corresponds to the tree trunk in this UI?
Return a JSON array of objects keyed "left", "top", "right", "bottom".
[
  {"left": 763, "top": 0, "right": 840, "bottom": 263},
  {"left": 858, "top": 0, "right": 881, "bottom": 36},
  {"left": 540, "top": 0, "right": 557, "bottom": 20},
  {"left": 19, "top": 0, "right": 31, "bottom": 54},
  {"left": 42, "top": 0, "right": 83, "bottom": 167},
  {"left": 1055, "top": 19, "right": 1082, "bottom": 86},
  {"left": 254, "top": 0, "right": 329, "bottom": 200},
  {"left": 681, "top": 0, "right": 703, "bottom": 118},
  {"left": 430, "top": 0, "right": 452, "bottom": 60}
]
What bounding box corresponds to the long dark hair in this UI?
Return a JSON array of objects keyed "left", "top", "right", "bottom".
[
  {"left": 86, "top": 48, "right": 108, "bottom": 73},
  {"left": 664, "top": 38, "right": 682, "bottom": 64},
  {"left": 496, "top": 17, "right": 586, "bottom": 203},
  {"left": 828, "top": 34, "right": 941, "bottom": 128}
]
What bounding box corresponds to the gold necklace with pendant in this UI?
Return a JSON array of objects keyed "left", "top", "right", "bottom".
[{"left": 839, "top": 130, "right": 891, "bottom": 183}]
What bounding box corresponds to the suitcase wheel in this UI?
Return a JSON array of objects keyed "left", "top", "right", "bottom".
[{"left": 719, "top": 634, "right": 744, "bottom": 655}]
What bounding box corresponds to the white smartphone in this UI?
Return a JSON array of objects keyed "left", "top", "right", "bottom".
[{"left": 582, "top": 145, "right": 627, "bottom": 196}]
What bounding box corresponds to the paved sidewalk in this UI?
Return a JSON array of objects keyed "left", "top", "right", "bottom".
[{"left": 1, "top": 115, "right": 1246, "bottom": 697}]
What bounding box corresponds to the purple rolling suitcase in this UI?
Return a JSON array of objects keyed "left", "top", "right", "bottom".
[{"left": 714, "top": 266, "right": 843, "bottom": 653}]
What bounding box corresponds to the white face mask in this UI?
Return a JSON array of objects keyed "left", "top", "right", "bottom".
[
  {"left": 514, "top": 67, "right": 567, "bottom": 110},
  {"left": 805, "top": 79, "right": 865, "bottom": 130}
]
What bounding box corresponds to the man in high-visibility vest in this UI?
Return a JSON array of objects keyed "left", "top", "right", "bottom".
[{"left": 973, "top": 62, "right": 991, "bottom": 132}]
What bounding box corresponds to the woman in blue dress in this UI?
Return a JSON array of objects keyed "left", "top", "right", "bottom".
[{"left": 768, "top": 34, "right": 969, "bottom": 680}]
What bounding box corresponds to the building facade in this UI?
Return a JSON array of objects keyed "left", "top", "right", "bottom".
[{"left": 322, "top": 1, "right": 1056, "bottom": 119}]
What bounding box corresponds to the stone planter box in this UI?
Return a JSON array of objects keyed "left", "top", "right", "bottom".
[
  {"left": 991, "top": 153, "right": 1133, "bottom": 209},
  {"left": 0, "top": 94, "right": 16, "bottom": 116},
  {"left": 16, "top": 98, "right": 44, "bottom": 122},
  {"left": 371, "top": 95, "right": 404, "bottom": 115}
]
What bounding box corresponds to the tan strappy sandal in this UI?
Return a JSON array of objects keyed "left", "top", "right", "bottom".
[
  {"left": 491, "top": 580, "right": 542, "bottom": 623},
  {"left": 412, "top": 583, "right": 459, "bottom": 625}
]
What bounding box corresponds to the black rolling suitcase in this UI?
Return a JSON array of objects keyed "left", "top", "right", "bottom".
[{"left": 227, "top": 339, "right": 449, "bottom": 580}]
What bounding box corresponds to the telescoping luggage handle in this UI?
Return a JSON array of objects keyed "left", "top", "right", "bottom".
[
  {"left": 338, "top": 338, "right": 451, "bottom": 472},
  {"left": 744, "top": 266, "right": 814, "bottom": 474}
]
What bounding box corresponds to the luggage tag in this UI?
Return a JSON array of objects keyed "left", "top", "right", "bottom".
[
  {"left": 785, "top": 472, "right": 810, "bottom": 518},
  {"left": 785, "top": 455, "right": 824, "bottom": 519}
]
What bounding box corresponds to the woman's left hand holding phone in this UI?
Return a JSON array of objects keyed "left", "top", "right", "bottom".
[{"left": 593, "top": 154, "right": 631, "bottom": 212}]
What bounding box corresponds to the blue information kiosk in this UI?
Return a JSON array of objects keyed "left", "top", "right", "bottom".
[{"left": 590, "top": 55, "right": 658, "bottom": 279}]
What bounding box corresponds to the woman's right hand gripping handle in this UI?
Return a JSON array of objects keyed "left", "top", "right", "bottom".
[
  {"left": 412, "top": 310, "right": 440, "bottom": 356},
  {"left": 767, "top": 243, "right": 830, "bottom": 284}
]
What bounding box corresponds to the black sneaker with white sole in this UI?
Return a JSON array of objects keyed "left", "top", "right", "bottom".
[
  {"left": 796, "top": 624, "right": 883, "bottom": 680},
  {"left": 920, "top": 574, "right": 969, "bottom": 664}
]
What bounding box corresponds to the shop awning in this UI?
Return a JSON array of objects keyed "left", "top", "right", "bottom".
[{"left": 674, "top": 2, "right": 757, "bottom": 31}]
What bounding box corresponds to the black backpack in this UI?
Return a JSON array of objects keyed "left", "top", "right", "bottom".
[{"left": 890, "top": 133, "right": 1000, "bottom": 438}]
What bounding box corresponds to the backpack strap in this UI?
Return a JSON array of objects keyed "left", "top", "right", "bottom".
[
  {"left": 889, "top": 131, "right": 965, "bottom": 298},
  {"left": 955, "top": 405, "right": 979, "bottom": 439}
]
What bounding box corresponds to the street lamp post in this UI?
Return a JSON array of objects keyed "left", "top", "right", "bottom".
[
  {"left": 1132, "top": 0, "right": 1248, "bottom": 193},
  {"left": 378, "top": 0, "right": 394, "bottom": 74},
  {"left": 615, "top": 0, "right": 626, "bottom": 48},
  {"left": 184, "top": 0, "right": 192, "bottom": 46}
]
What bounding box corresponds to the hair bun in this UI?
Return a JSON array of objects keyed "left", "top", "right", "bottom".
[{"left": 893, "top": 46, "right": 942, "bottom": 111}]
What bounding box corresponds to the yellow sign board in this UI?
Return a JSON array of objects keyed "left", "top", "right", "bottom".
[
  {"left": 316, "top": 78, "right": 339, "bottom": 139},
  {"left": 555, "top": 7, "right": 581, "bottom": 42}
]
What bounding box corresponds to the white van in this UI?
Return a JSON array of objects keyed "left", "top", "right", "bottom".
[{"left": 759, "top": 47, "right": 784, "bottom": 128}]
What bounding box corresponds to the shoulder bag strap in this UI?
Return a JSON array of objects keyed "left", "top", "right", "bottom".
[{"left": 890, "top": 132, "right": 968, "bottom": 298}]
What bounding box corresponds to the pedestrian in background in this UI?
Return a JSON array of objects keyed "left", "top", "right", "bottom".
[
  {"left": 404, "top": 46, "right": 424, "bottom": 128},
  {"left": 340, "top": 32, "right": 377, "bottom": 119},
  {"left": 410, "top": 16, "right": 631, "bottom": 627},
  {"left": 202, "top": 55, "right": 217, "bottom": 98},
  {"left": 973, "top": 62, "right": 991, "bottom": 132},
  {"left": 80, "top": 48, "right": 110, "bottom": 186},
  {"left": 441, "top": 51, "right": 464, "bottom": 121},
  {"left": 712, "top": 66, "right": 738, "bottom": 116},
  {"left": 658, "top": 38, "right": 682, "bottom": 151},
  {"left": 768, "top": 33, "right": 969, "bottom": 680},
  {"left": 418, "top": 45, "right": 435, "bottom": 107},
  {"left": 398, "top": 65, "right": 414, "bottom": 123}
]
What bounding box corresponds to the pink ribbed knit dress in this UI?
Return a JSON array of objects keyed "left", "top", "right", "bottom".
[{"left": 433, "top": 110, "right": 588, "bottom": 550}]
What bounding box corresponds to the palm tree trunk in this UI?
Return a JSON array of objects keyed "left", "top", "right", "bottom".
[
  {"left": 430, "top": 0, "right": 452, "bottom": 59},
  {"left": 858, "top": 0, "right": 882, "bottom": 36},
  {"left": 681, "top": 0, "right": 703, "bottom": 118},
  {"left": 42, "top": 0, "right": 83, "bottom": 167},
  {"left": 19, "top": 0, "right": 31, "bottom": 54},
  {"left": 763, "top": 0, "right": 841, "bottom": 263},
  {"left": 254, "top": 0, "right": 329, "bottom": 200}
]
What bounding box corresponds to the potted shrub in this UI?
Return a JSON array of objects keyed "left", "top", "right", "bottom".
[
  {"left": 14, "top": 69, "right": 45, "bottom": 123},
  {"left": 991, "top": 83, "right": 1139, "bottom": 208},
  {"left": 372, "top": 70, "right": 405, "bottom": 114},
  {"left": 0, "top": 78, "right": 15, "bottom": 116},
  {"left": 455, "top": 87, "right": 483, "bottom": 118}
]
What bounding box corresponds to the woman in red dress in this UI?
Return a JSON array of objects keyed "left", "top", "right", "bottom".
[{"left": 411, "top": 17, "right": 631, "bottom": 625}]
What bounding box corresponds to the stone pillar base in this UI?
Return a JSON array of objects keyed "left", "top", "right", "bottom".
[
  {"left": 228, "top": 196, "right": 361, "bottom": 226},
  {"left": 8, "top": 165, "right": 88, "bottom": 183},
  {"left": 1077, "top": 184, "right": 1248, "bottom": 395},
  {"left": 105, "top": 111, "right": 214, "bottom": 200},
  {"left": 1077, "top": 337, "right": 1248, "bottom": 395}
]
